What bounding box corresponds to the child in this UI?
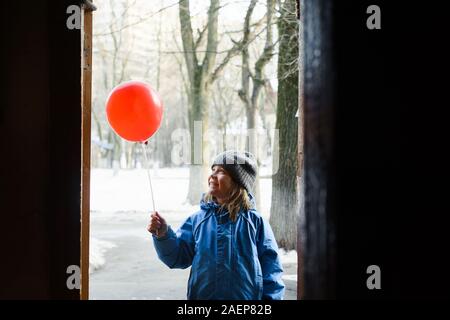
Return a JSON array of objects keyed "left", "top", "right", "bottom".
[{"left": 147, "top": 150, "right": 285, "bottom": 300}]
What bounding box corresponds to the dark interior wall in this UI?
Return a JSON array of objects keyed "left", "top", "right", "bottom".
[
  {"left": 333, "top": 0, "right": 394, "bottom": 299},
  {"left": 303, "top": 0, "right": 450, "bottom": 299},
  {"left": 333, "top": 0, "right": 450, "bottom": 299},
  {"left": 332, "top": 1, "right": 450, "bottom": 298},
  {"left": 0, "top": 1, "right": 81, "bottom": 299}
]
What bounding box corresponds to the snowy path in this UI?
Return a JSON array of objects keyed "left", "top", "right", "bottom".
[{"left": 90, "top": 211, "right": 191, "bottom": 300}]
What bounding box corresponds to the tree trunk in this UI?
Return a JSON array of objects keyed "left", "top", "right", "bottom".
[
  {"left": 106, "top": 130, "right": 114, "bottom": 168},
  {"left": 112, "top": 134, "right": 122, "bottom": 175},
  {"left": 246, "top": 106, "right": 261, "bottom": 209},
  {"left": 269, "top": 0, "right": 299, "bottom": 251},
  {"left": 186, "top": 78, "right": 211, "bottom": 204},
  {"left": 179, "top": 0, "right": 219, "bottom": 204}
]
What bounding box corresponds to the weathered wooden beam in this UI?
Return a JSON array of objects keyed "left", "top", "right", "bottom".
[
  {"left": 301, "top": 0, "right": 336, "bottom": 299},
  {"left": 80, "top": 2, "right": 93, "bottom": 301}
]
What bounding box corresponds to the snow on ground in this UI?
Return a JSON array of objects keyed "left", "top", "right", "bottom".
[
  {"left": 279, "top": 249, "right": 298, "bottom": 283},
  {"left": 90, "top": 168, "right": 197, "bottom": 215},
  {"left": 89, "top": 237, "right": 116, "bottom": 274},
  {"left": 282, "top": 275, "right": 298, "bottom": 282},
  {"left": 279, "top": 249, "right": 298, "bottom": 264},
  {"left": 90, "top": 167, "right": 272, "bottom": 219}
]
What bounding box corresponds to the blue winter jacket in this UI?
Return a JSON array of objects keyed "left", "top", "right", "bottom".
[{"left": 152, "top": 195, "right": 285, "bottom": 300}]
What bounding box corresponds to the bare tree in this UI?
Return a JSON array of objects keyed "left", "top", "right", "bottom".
[
  {"left": 93, "top": 0, "right": 136, "bottom": 171},
  {"left": 211, "top": 75, "right": 242, "bottom": 153},
  {"left": 238, "top": 0, "right": 276, "bottom": 208},
  {"left": 269, "top": 0, "right": 299, "bottom": 250},
  {"left": 179, "top": 0, "right": 243, "bottom": 204}
]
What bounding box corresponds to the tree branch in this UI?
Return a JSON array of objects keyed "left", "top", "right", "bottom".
[
  {"left": 210, "top": 20, "right": 272, "bottom": 84},
  {"left": 238, "top": 0, "right": 258, "bottom": 106},
  {"left": 179, "top": 0, "right": 198, "bottom": 86},
  {"left": 223, "top": 13, "right": 267, "bottom": 35},
  {"left": 210, "top": 43, "right": 242, "bottom": 83},
  {"left": 194, "top": 23, "right": 208, "bottom": 51},
  {"left": 94, "top": 0, "right": 181, "bottom": 37},
  {"left": 171, "top": 31, "right": 191, "bottom": 103},
  {"left": 250, "top": 0, "right": 275, "bottom": 106},
  {"left": 201, "top": 0, "right": 220, "bottom": 83}
]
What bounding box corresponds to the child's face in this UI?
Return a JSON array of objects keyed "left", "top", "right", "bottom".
[{"left": 208, "top": 165, "right": 234, "bottom": 202}]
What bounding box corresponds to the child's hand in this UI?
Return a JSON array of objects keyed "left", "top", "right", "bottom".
[{"left": 147, "top": 211, "right": 168, "bottom": 238}]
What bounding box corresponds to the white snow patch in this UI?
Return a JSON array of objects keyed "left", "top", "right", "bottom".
[
  {"left": 90, "top": 237, "right": 117, "bottom": 274},
  {"left": 279, "top": 249, "right": 297, "bottom": 264},
  {"left": 282, "top": 274, "right": 298, "bottom": 282},
  {"left": 90, "top": 168, "right": 197, "bottom": 214}
]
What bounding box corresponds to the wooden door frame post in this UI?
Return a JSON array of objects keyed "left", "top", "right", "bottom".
[{"left": 81, "top": 0, "right": 96, "bottom": 300}]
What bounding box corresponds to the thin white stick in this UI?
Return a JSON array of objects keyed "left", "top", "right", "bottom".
[{"left": 141, "top": 142, "right": 156, "bottom": 213}]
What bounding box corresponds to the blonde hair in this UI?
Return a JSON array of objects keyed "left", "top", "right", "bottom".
[{"left": 203, "top": 182, "right": 252, "bottom": 222}]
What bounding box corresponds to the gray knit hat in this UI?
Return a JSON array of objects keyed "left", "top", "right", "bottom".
[{"left": 211, "top": 150, "right": 257, "bottom": 194}]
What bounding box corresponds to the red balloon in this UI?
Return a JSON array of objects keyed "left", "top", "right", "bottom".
[{"left": 106, "top": 81, "right": 163, "bottom": 142}]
